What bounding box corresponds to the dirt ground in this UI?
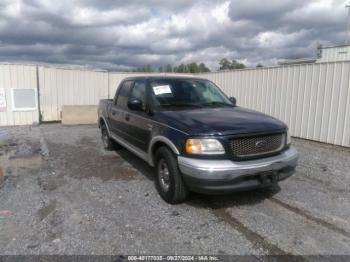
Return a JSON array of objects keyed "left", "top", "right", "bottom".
[{"left": 0, "top": 124, "right": 349, "bottom": 255}]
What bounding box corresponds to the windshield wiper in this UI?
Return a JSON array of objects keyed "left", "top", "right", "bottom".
[
  {"left": 161, "top": 103, "right": 203, "bottom": 108},
  {"left": 201, "top": 101, "right": 233, "bottom": 107}
]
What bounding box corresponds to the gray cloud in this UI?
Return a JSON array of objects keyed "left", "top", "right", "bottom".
[
  {"left": 229, "top": 0, "right": 306, "bottom": 24},
  {"left": 0, "top": 0, "right": 348, "bottom": 70}
]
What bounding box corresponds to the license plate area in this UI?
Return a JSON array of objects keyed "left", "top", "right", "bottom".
[{"left": 258, "top": 171, "right": 278, "bottom": 184}]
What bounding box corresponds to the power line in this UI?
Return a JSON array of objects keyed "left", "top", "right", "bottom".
[{"left": 346, "top": 1, "right": 350, "bottom": 44}]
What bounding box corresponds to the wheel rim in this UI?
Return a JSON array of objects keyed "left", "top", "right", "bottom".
[
  {"left": 158, "top": 158, "right": 170, "bottom": 192},
  {"left": 101, "top": 127, "right": 109, "bottom": 148}
]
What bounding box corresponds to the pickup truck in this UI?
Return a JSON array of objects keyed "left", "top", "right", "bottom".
[{"left": 98, "top": 76, "right": 298, "bottom": 204}]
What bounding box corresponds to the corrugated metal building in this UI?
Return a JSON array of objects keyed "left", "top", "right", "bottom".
[
  {"left": 0, "top": 64, "right": 39, "bottom": 126},
  {"left": 38, "top": 66, "right": 109, "bottom": 122},
  {"left": 0, "top": 62, "right": 349, "bottom": 147},
  {"left": 200, "top": 61, "right": 350, "bottom": 147},
  {"left": 317, "top": 45, "right": 350, "bottom": 63},
  {"left": 39, "top": 69, "right": 192, "bottom": 122}
]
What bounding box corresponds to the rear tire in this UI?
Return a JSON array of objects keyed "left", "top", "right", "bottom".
[
  {"left": 155, "top": 146, "right": 189, "bottom": 204},
  {"left": 101, "top": 124, "right": 122, "bottom": 150}
]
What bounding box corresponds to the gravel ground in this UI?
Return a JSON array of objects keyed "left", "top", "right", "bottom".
[{"left": 0, "top": 124, "right": 349, "bottom": 255}]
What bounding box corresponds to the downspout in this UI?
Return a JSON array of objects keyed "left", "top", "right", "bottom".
[{"left": 36, "top": 65, "right": 43, "bottom": 124}]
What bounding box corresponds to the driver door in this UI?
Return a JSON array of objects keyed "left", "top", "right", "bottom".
[{"left": 126, "top": 79, "right": 152, "bottom": 152}]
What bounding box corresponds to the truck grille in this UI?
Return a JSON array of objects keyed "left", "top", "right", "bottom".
[{"left": 230, "top": 133, "right": 285, "bottom": 159}]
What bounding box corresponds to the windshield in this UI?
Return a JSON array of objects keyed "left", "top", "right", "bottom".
[{"left": 150, "top": 79, "right": 233, "bottom": 109}]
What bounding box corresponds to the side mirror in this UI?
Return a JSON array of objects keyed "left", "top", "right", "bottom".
[
  {"left": 229, "top": 97, "right": 237, "bottom": 106},
  {"left": 128, "top": 98, "right": 143, "bottom": 111}
]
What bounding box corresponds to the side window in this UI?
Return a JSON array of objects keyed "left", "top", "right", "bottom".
[
  {"left": 129, "top": 80, "right": 146, "bottom": 109},
  {"left": 116, "top": 81, "right": 133, "bottom": 108}
]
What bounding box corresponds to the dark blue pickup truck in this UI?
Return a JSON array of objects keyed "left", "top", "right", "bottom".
[{"left": 98, "top": 76, "right": 298, "bottom": 204}]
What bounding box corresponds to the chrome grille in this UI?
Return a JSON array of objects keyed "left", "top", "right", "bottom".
[{"left": 230, "top": 133, "right": 285, "bottom": 158}]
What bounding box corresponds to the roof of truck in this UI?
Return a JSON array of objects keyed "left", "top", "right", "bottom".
[{"left": 122, "top": 75, "right": 207, "bottom": 81}]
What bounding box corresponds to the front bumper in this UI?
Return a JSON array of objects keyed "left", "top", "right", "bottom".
[{"left": 178, "top": 146, "right": 299, "bottom": 194}]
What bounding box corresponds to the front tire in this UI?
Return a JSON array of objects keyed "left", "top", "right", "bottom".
[{"left": 155, "top": 146, "right": 189, "bottom": 204}]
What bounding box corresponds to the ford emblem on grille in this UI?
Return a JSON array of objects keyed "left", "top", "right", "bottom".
[
  {"left": 255, "top": 140, "right": 267, "bottom": 149},
  {"left": 230, "top": 133, "right": 283, "bottom": 158}
]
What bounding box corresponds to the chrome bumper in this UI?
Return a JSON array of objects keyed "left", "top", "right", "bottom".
[{"left": 178, "top": 146, "right": 299, "bottom": 193}]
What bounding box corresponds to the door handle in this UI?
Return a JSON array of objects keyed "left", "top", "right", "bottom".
[{"left": 125, "top": 114, "right": 130, "bottom": 121}]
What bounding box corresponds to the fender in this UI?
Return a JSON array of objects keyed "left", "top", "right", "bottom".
[
  {"left": 148, "top": 136, "right": 180, "bottom": 166},
  {"left": 99, "top": 116, "right": 111, "bottom": 135}
]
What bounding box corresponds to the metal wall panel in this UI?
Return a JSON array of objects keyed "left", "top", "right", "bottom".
[
  {"left": 0, "top": 64, "right": 39, "bottom": 126},
  {"left": 2, "top": 63, "right": 349, "bottom": 147},
  {"left": 200, "top": 61, "right": 350, "bottom": 147},
  {"left": 38, "top": 66, "right": 109, "bottom": 121},
  {"left": 317, "top": 46, "right": 350, "bottom": 63},
  {"left": 39, "top": 69, "right": 194, "bottom": 122}
]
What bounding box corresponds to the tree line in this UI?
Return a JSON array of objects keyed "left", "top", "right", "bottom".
[
  {"left": 130, "top": 58, "right": 263, "bottom": 73},
  {"left": 131, "top": 62, "right": 210, "bottom": 73}
]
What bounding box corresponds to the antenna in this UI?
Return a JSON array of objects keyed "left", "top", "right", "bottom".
[{"left": 346, "top": 1, "right": 350, "bottom": 44}]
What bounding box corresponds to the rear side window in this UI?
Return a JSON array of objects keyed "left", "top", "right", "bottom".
[
  {"left": 116, "top": 81, "right": 133, "bottom": 108},
  {"left": 129, "top": 80, "right": 146, "bottom": 110}
]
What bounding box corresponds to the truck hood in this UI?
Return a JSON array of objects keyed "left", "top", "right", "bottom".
[{"left": 155, "top": 107, "right": 287, "bottom": 136}]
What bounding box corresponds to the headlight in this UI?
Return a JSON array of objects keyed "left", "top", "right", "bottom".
[
  {"left": 286, "top": 130, "right": 291, "bottom": 145},
  {"left": 185, "top": 139, "right": 225, "bottom": 155}
]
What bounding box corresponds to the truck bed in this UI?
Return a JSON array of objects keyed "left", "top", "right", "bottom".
[{"left": 98, "top": 99, "right": 114, "bottom": 124}]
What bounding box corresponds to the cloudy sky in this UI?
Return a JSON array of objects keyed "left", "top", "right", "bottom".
[{"left": 0, "top": 0, "right": 349, "bottom": 70}]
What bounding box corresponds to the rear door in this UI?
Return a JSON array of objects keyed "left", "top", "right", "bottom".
[{"left": 109, "top": 80, "right": 133, "bottom": 140}]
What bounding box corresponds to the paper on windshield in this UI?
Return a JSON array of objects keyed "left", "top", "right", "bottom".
[{"left": 152, "top": 85, "right": 172, "bottom": 95}]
